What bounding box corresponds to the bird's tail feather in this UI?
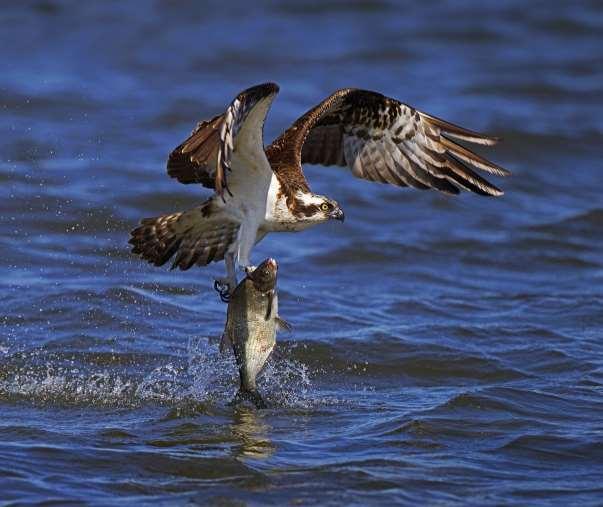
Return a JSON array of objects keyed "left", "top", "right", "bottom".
[{"left": 129, "top": 201, "right": 240, "bottom": 271}]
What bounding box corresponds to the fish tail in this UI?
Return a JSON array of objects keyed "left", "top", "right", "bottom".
[{"left": 232, "top": 388, "right": 268, "bottom": 409}]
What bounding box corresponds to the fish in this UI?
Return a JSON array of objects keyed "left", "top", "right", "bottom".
[{"left": 220, "top": 257, "right": 291, "bottom": 409}]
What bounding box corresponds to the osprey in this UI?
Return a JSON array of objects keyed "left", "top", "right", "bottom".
[{"left": 130, "top": 83, "right": 509, "bottom": 298}]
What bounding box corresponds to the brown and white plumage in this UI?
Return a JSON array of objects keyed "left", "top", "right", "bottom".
[
  {"left": 131, "top": 83, "right": 281, "bottom": 290},
  {"left": 130, "top": 202, "right": 240, "bottom": 271},
  {"left": 166, "top": 83, "right": 280, "bottom": 198},
  {"left": 130, "top": 83, "right": 508, "bottom": 295},
  {"left": 267, "top": 88, "right": 509, "bottom": 197}
]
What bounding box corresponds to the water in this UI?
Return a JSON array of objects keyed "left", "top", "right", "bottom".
[{"left": 2, "top": 1, "right": 603, "bottom": 505}]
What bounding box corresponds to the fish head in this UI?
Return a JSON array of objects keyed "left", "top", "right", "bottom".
[{"left": 248, "top": 258, "right": 278, "bottom": 293}]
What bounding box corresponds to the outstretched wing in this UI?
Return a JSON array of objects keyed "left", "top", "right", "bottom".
[
  {"left": 129, "top": 202, "right": 241, "bottom": 271},
  {"left": 269, "top": 89, "right": 509, "bottom": 196},
  {"left": 167, "top": 82, "right": 280, "bottom": 199}
]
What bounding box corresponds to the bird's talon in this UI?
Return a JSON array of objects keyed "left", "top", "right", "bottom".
[{"left": 214, "top": 279, "right": 232, "bottom": 303}]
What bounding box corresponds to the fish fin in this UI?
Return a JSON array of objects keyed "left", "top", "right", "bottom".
[
  {"left": 265, "top": 289, "right": 275, "bottom": 321},
  {"left": 276, "top": 316, "right": 292, "bottom": 333},
  {"left": 232, "top": 389, "right": 268, "bottom": 409},
  {"left": 219, "top": 333, "right": 232, "bottom": 354}
]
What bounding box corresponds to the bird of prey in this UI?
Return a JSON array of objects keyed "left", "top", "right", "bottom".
[{"left": 130, "top": 82, "right": 509, "bottom": 299}]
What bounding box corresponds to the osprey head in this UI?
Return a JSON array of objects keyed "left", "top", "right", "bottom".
[{"left": 294, "top": 192, "right": 345, "bottom": 223}]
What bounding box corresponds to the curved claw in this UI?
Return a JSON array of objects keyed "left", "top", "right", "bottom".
[{"left": 213, "top": 280, "right": 231, "bottom": 303}]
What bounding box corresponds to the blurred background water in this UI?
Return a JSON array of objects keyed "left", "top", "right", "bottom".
[{"left": 1, "top": 0, "right": 603, "bottom": 505}]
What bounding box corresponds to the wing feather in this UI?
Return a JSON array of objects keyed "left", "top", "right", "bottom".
[
  {"left": 166, "top": 83, "right": 279, "bottom": 199},
  {"left": 276, "top": 88, "right": 509, "bottom": 197},
  {"left": 421, "top": 112, "right": 500, "bottom": 145},
  {"left": 440, "top": 136, "right": 510, "bottom": 176},
  {"left": 129, "top": 205, "right": 241, "bottom": 271},
  {"left": 444, "top": 153, "right": 503, "bottom": 196}
]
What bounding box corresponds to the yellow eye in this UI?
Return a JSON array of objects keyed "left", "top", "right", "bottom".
[{"left": 321, "top": 203, "right": 330, "bottom": 211}]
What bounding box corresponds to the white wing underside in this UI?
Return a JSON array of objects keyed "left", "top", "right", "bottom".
[
  {"left": 134, "top": 84, "right": 280, "bottom": 280},
  {"left": 217, "top": 96, "right": 276, "bottom": 268}
]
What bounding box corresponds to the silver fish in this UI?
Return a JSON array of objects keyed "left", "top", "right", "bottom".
[{"left": 220, "top": 258, "right": 290, "bottom": 408}]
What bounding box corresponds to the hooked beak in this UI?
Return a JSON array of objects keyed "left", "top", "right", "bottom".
[{"left": 330, "top": 207, "right": 345, "bottom": 222}]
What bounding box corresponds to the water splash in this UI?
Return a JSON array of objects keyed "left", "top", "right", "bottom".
[
  {"left": 186, "top": 336, "right": 317, "bottom": 409},
  {"left": 0, "top": 364, "right": 138, "bottom": 407},
  {"left": 135, "top": 363, "right": 187, "bottom": 402},
  {"left": 186, "top": 334, "right": 239, "bottom": 403},
  {"left": 0, "top": 337, "right": 319, "bottom": 409}
]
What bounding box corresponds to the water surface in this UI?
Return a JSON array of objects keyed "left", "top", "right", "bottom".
[{"left": 2, "top": 1, "right": 603, "bottom": 505}]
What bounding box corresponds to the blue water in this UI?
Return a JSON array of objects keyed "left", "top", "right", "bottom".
[{"left": 2, "top": 1, "right": 603, "bottom": 505}]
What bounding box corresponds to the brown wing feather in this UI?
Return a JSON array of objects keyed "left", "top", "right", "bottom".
[
  {"left": 167, "top": 113, "right": 223, "bottom": 187},
  {"left": 129, "top": 201, "right": 240, "bottom": 271},
  {"left": 166, "top": 83, "right": 279, "bottom": 199},
  {"left": 270, "top": 88, "right": 508, "bottom": 197},
  {"left": 266, "top": 88, "right": 356, "bottom": 193}
]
